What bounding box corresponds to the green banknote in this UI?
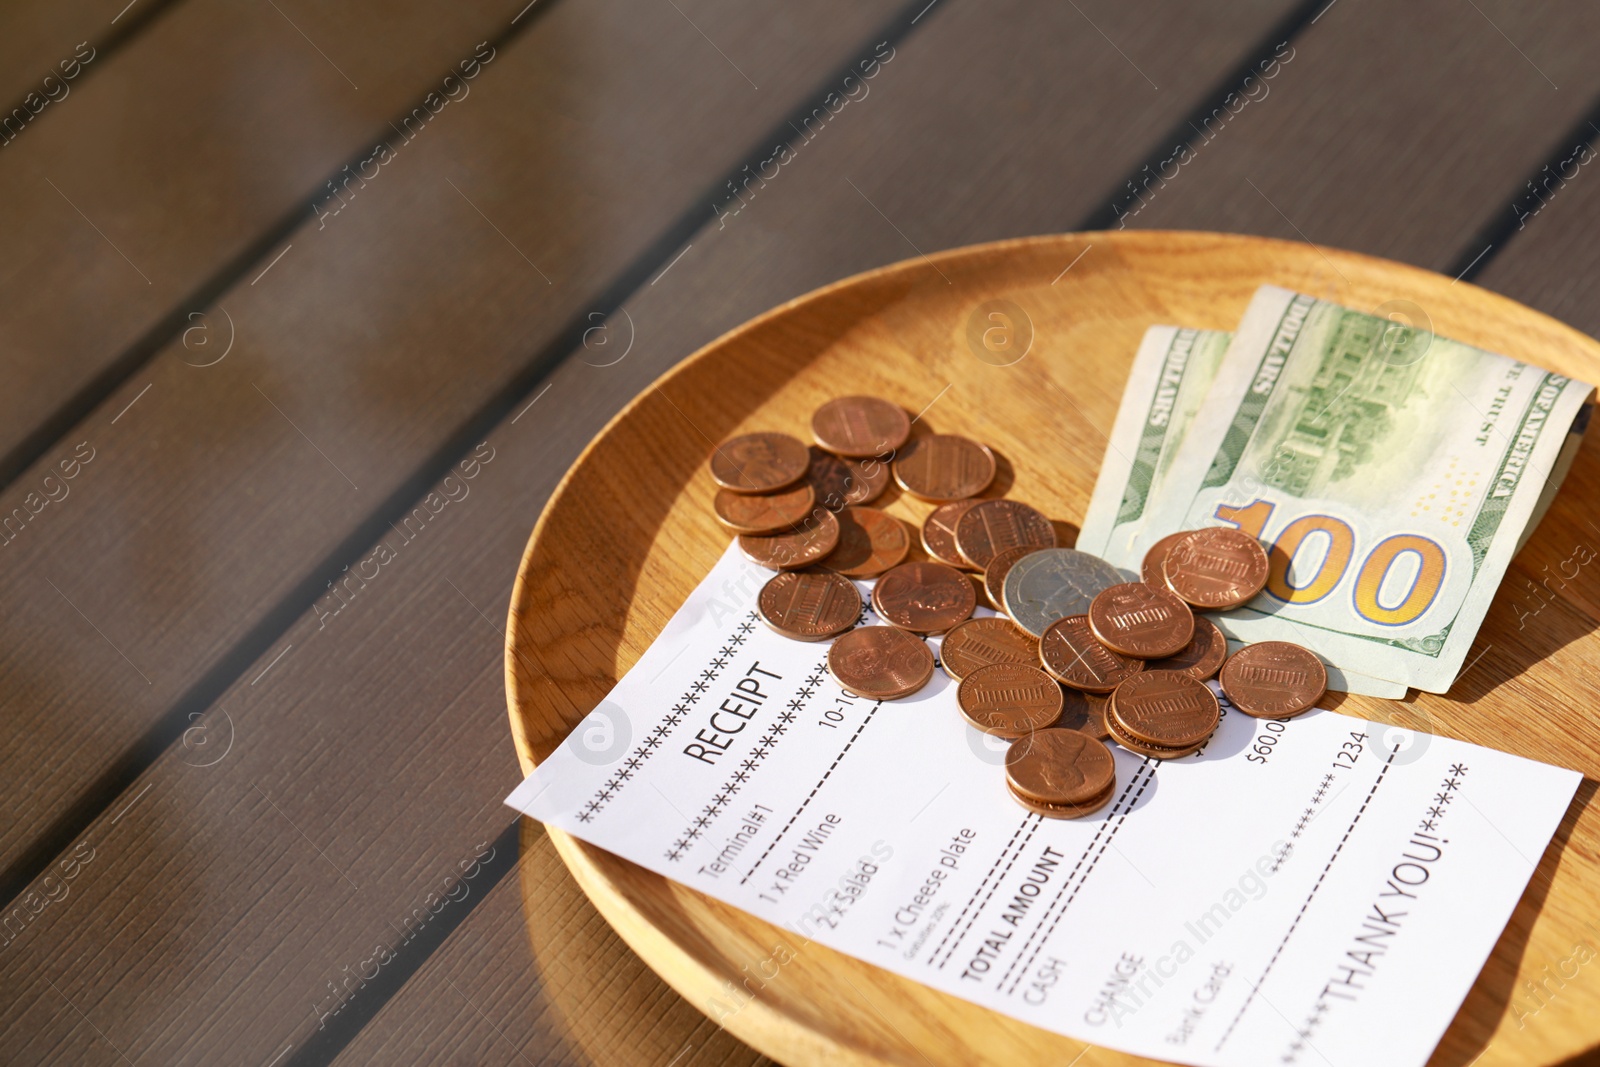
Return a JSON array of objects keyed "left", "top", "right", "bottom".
[
  {"left": 1132, "top": 287, "right": 1593, "bottom": 693},
  {"left": 1079, "top": 326, "right": 1232, "bottom": 561}
]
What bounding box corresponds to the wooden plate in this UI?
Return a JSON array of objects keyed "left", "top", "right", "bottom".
[{"left": 506, "top": 232, "right": 1600, "bottom": 1066}]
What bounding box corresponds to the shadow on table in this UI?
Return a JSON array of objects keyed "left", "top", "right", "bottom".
[
  {"left": 1429, "top": 778, "right": 1596, "bottom": 1066},
  {"left": 1449, "top": 426, "right": 1600, "bottom": 708}
]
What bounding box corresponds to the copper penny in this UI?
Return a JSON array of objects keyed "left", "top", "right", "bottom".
[
  {"left": 806, "top": 446, "right": 889, "bottom": 510},
  {"left": 756, "top": 569, "right": 861, "bottom": 641},
  {"left": 827, "top": 625, "right": 935, "bottom": 699},
  {"left": 738, "top": 508, "right": 839, "bottom": 570},
  {"left": 1104, "top": 701, "right": 1204, "bottom": 760},
  {"left": 1219, "top": 641, "right": 1327, "bottom": 718},
  {"left": 1005, "top": 728, "right": 1116, "bottom": 806},
  {"left": 921, "top": 500, "right": 981, "bottom": 569},
  {"left": 892, "top": 434, "right": 996, "bottom": 502},
  {"left": 871, "top": 561, "right": 976, "bottom": 634},
  {"left": 1007, "top": 780, "right": 1115, "bottom": 820},
  {"left": 1141, "top": 531, "right": 1191, "bottom": 590},
  {"left": 1108, "top": 670, "right": 1220, "bottom": 748},
  {"left": 958, "top": 663, "right": 1063, "bottom": 738},
  {"left": 822, "top": 506, "right": 909, "bottom": 578},
  {"left": 811, "top": 396, "right": 911, "bottom": 458},
  {"left": 1164, "top": 527, "right": 1270, "bottom": 609},
  {"left": 1058, "top": 689, "right": 1111, "bottom": 741},
  {"left": 712, "top": 482, "right": 816, "bottom": 535},
  {"left": 954, "top": 499, "right": 1056, "bottom": 570},
  {"left": 1038, "top": 615, "right": 1144, "bottom": 693},
  {"left": 709, "top": 432, "right": 809, "bottom": 493},
  {"left": 1087, "top": 582, "right": 1194, "bottom": 659},
  {"left": 1147, "top": 615, "right": 1227, "bottom": 681},
  {"left": 938, "top": 616, "right": 1038, "bottom": 681},
  {"left": 983, "top": 544, "right": 1037, "bottom": 612}
]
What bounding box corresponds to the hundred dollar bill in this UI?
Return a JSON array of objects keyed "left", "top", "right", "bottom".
[
  {"left": 1132, "top": 286, "right": 1594, "bottom": 693},
  {"left": 1079, "top": 325, "right": 1231, "bottom": 559},
  {"left": 1082, "top": 324, "right": 1408, "bottom": 700}
]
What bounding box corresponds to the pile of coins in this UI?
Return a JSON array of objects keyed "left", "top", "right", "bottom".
[{"left": 708, "top": 398, "right": 1330, "bottom": 821}]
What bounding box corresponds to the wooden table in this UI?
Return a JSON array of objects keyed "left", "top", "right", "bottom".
[{"left": 2, "top": 1, "right": 1599, "bottom": 1063}]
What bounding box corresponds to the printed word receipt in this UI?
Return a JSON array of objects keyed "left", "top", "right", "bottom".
[{"left": 507, "top": 546, "right": 1579, "bottom": 1067}]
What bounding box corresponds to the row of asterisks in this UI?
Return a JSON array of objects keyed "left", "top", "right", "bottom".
[
  {"left": 1269, "top": 771, "right": 1337, "bottom": 873},
  {"left": 1284, "top": 763, "right": 1473, "bottom": 1058},
  {"left": 577, "top": 614, "right": 758, "bottom": 824},
  {"left": 664, "top": 655, "right": 825, "bottom": 862}
]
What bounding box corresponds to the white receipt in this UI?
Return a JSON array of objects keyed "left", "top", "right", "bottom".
[{"left": 507, "top": 544, "right": 1579, "bottom": 1067}]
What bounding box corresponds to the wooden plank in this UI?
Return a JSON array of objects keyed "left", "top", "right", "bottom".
[
  {"left": 0, "top": 0, "right": 909, "bottom": 897},
  {"left": 0, "top": 2, "right": 168, "bottom": 111},
  {"left": 330, "top": 822, "right": 772, "bottom": 1067},
  {"left": 1120, "top": 0, "right": 1600, "bottom": 274},
  {"left": 1471, "top": 127, "right": 1600, "bottom": 337},
  {"left": 0, "top": 0, "right": 518, "bottom": 486},
  {"left": 0, "top": 367, "right": 778, "bottom": 1065},
  {"left": 0, "top": 1, "right": 1315, "bottom": 1062}
]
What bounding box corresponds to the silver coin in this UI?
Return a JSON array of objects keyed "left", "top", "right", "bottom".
[{"left": 1002, "top": 549, "right": 1123, "bottom": 637}]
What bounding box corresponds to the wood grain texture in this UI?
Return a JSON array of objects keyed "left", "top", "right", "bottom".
[
  {"left": 507, "top": 232, "right": 1600, "bottom": 1066},
  {"left": 0, "top": 2, "right": 154, "bottom": 108},
  {"left": 0, "top": 370, "right": 776, "bottom": 1065},
  {"left": 0, "top": 0, "right": 521, "bottom": 476},
  {"left": 0, "top": 0, "right": 903, "bottom": 884},
  {"left": 1474, "top": 138, "right": 1600, "bottom": 341},
  {"left": 1127, "top": 0, "right": 1600, "bottom": 273},
  {"left": 329, "top": 821, "right": 773, "bottom": 1067}
]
